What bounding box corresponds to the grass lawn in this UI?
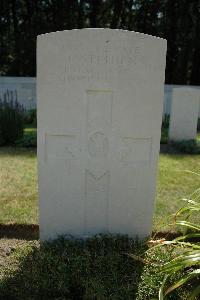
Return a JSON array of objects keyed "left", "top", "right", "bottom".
[
  {"left": 0, "top": 147, "right": 38, "bottom": 224},
  {"left": 0, "top": 147, "right": 199, "bottom": 231},
  {"left": 154, "top": 154, "right": 200, "bottom": 230},
  {"left": 0, "top": 133, "right": 199, "bottom": 299}
]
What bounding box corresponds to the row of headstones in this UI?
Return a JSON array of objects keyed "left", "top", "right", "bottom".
[
  {"left": 2, "top": 84, "right": 198, "bottom": 143},
  {"left": 169, "top": 87, "right": 200, "bottom": 141},
  {"left": 0, "top": 81, "right": 199, "bottom": 141}
]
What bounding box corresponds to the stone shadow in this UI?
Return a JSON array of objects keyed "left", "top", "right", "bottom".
[{"left": 0, "top": 235, "right": 146, "bottom": 300}]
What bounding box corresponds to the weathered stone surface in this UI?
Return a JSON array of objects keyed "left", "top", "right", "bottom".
[{"left": 37, "top": 29, "right": 166, "bottom": 240}]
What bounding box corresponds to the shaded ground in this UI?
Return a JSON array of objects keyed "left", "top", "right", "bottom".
[
  {"left": 0, "top": 224, "right": 39, "bottom": 240},
  {"left": 0, "top": 236, "right": 147, "bottom": 299},
  {"left": 0, "top": 235, "right": 192, "bottom": 300},
  {"left": 0, "top": 223, "right": 183, "bottom": 242}
]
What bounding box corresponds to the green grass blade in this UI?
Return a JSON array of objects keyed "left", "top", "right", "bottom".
[
  {"left": 174, "top": 233, "right": 200, "bottom": 241},
  {"left": 175, "top": 221, "right": 200, "bottom": 231},
  {"left": 159, "top": 275, "right": 168, "bottom": 300},
  {"left": 174, "top": 242, "right": 200, "bottom": 249},
  {"left": 156, "top": 239, "right": 200, "bottom": 249},
  {"left": 188, "top": 284, "right": 200, "bottom": 300},
  {"left": 168, "top": 241, "right": 200, "bottom": 249},
  {"left": 184, "top": 170, "right": 200, "bottom": 177},
  {"left": 189, "top": 187, "right": 200, "bottom": 195},
  {"left": 175, "top": 206, "right": 200, "bottom": 217},
  {"left": 162, "top": 251, "right": 200, "bottom": 273},
  {"left": 165, "top": 269, "right": 200, "bottom": 295}
]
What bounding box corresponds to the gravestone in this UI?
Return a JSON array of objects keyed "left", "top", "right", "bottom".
[
  {"left": 169, "top": 87, "right": 199, "bottom": 141},
  {"left": 37, "top": 29, "right": 167, "bottom": 240}
]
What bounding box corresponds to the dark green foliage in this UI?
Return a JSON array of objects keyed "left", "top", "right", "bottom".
[
  {"left": 161, "top": 127, "right": 169, "bottom": 144},
  {"left": 162, "top": 114, "right": 170, "bottom": 129},
  {"left": 1, "top": 1, "right": 200, "bottom": 85},
  {"left": 197, "top": 118, "right": 200, "bottom": 132},
  {"left": 0, "top": 235, "right": 146, "bottom": 300},
  {"left": 0, "top": 97, "right": 25, "bottom": 146},
  {"left": 15, "top": 124, "right": 37, "bottom": 148},
  {"left": 170, "top": 139, "right": 200, "bottom": 154},
  {"left": 15, "top": 131, "right": 37, "bottom": 148},
  {"left": 24, "top": 109, "right": 37, "bottom": 126},
  {"left": 160, "top": 115, "right": 170, "bottom": 144}
]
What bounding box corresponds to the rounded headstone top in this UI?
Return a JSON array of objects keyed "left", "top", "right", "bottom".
[
  {"left": 37, "top": 28, "right": 166, "bottom": 43},
  {"left": 37, "top": 27, "right": 167, "bottom": 86}
]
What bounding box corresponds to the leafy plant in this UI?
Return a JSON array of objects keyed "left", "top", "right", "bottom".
[
  {"left": 197, "top": 118, "right": 200, "bottom": 132},
  {"left": 16, "top": 131, "right": 37, "bottom": 148},
  {"left": 161, "top": 127, "right": 169, "bottom": 144},
  {"left": 24, "top": 109, "right": 37, "bottom": 126},
  {"left": 0, "top": 95, "right": 25, "bottom": 145},
  {"left": 162, "top": 114, "right": 170, "bottom": 129},
  {"left": 156, "top": 172, "right": 200, "bottom": 299}
]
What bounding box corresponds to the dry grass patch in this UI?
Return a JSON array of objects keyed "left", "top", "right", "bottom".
[{"left": 0, "top": 147, "right": 38, "bottom": 224}]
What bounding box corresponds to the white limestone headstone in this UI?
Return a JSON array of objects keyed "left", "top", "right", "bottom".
[
  {"left": 169, "top": 87, "right": 199, "bottom": 141},
  {"left": 37, "top": 29, "right": 167, "bottom": 240}
]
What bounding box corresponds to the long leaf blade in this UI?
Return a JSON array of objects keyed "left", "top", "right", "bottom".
[
  {"left": 159, "top": 275, "right": 168, "bottom": 300},
  {"left": 165, "top": 269, "right": 200, "bottom": 295},
  {"left": 188, "top": 285, "right": 200, "bottom": 300},
  {"left": 175, "top": 221, "right": 200, "bottom": 231}
]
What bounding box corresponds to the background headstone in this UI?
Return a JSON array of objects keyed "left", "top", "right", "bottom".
[
  {"left": 163, "top": 85, "right": 200, "bottom": 118},
  {"left": 37, "top": 29, "right": 167, "bottom": 240},
  {"left": 169, "top": 87, "right": 199, "bottom": 141}
]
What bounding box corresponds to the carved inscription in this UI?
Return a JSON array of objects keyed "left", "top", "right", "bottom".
[
  {"left": 64, "top": 43, "right": 141, "bottom": 82},
  {"left": 58, "top": 46, "right": 162, "bottom": 83},
  {"left": 41, "top": 37, "right": 164, "bottom": 85}
]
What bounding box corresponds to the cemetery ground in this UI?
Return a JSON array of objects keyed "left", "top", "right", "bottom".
[
  {"left": 0, "top": 234, "right": 194, "bottom": 299},
  {"left": 0, "top": 147, "right": 199, "bottom": 228},
  {"left": 0, "top": 130, "right": 199, "bottom": 299}
]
